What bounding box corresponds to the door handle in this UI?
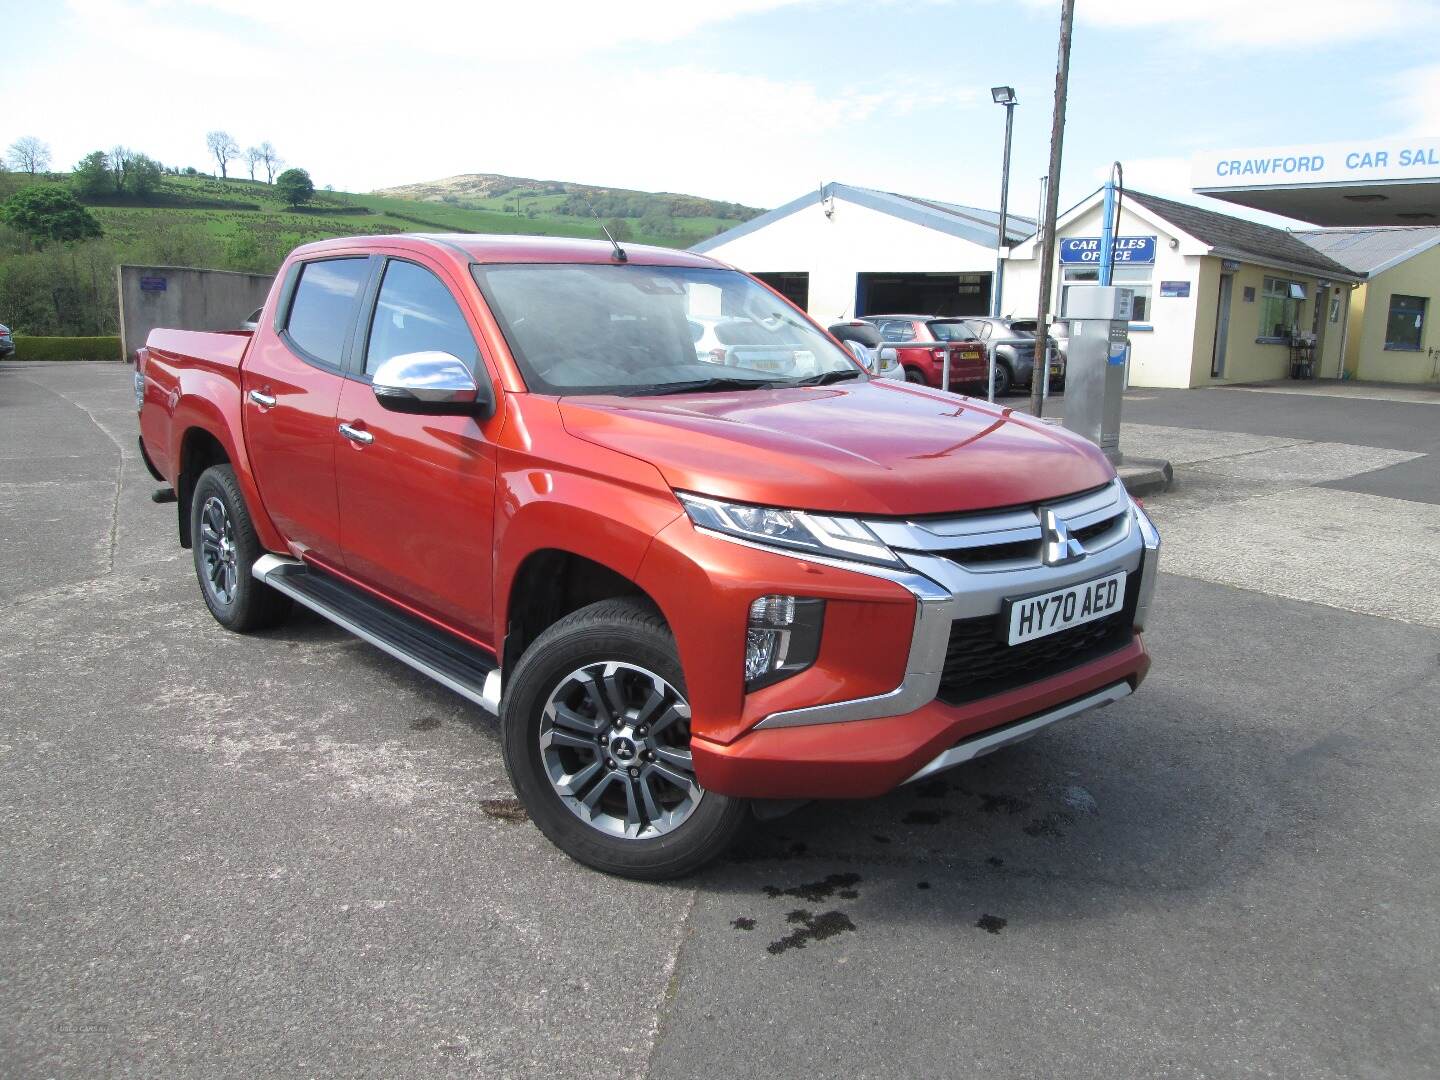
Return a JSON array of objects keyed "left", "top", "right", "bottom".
[
  {"left": 338, "top": 422, "right": 374, "bottom": 445},
  {"left": 248, "top": 389, "right": 277, "bottom": 409}
]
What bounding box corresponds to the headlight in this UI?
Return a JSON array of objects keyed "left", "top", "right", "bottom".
[{"left": 677, "top": 493, "right": 902, "bottom": 567}]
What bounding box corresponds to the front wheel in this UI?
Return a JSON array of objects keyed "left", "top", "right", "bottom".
[
  {"left": 904, "top": 366, "right": 927, "bottom": 385},
  {"left": 190, "top": 464, "right": 292, "bottom": 633},
  {"left": 501, "top": 598, "right": 748, "bottom": 879},
  {"left": 990, "top": 361, "right": 1013, "bottom": 397}
]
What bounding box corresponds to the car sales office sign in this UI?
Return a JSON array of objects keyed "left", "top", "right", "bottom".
[{"left": 1059, "top": 236, "right": 1156, "bottom": 266}]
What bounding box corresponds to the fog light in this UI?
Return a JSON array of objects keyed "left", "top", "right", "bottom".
[{"left": 745, "top": 595, "right": 824, "bottom": 691}]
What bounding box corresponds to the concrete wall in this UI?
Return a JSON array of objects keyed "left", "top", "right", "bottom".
[
  {"left": 117, "top": 265, "right": 275, "bottom": 360},
  {"left": 700, "top": 193, "right": 997, "bottom": 324},
  {"left": 1346, "top": 245, "right": 1440, "bottom": 383}
]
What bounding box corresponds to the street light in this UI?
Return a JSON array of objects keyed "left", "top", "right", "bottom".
[{"left": 989, "top": 85, "right": 1017, "bottom": 402}]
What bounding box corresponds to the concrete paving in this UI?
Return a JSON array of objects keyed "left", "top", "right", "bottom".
[{"left": 2, "top": 362, "right": 1437, "bottom": 1079}]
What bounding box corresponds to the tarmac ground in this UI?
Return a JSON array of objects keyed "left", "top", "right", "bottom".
[{"left": 2, "top": 363, "right": 1437, "bottom": 1079}]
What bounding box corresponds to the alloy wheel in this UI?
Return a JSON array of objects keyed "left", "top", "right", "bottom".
[
  {"left": 538, "top": 661, "right": 702, "bottom": 839},
  {"left": 198, "top": 495, "right": 239, "bottom": 606}
]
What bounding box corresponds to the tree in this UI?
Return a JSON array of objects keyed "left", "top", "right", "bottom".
[
  {"left": 109, "top": 145, "right": 134, "bottom": 192},
  {"left": 8, "top": 136, "right": 52, "bottom": 175},
  {"left": 127, "top": 154, "right": 163, "bottom": 197},
  {"left": 71, "top": 151, "right": 113, "bottom": 197},
  {"left": 258, "top": 141, "right": 282, "bottom": 184},
  {"left": 205, "top": 130, "right": 239, "bottom": 178},
  {"left": 243, "top": 146, "right": 262, "bottom": 181},
  {"left": 603, "top": 217, "right": 631, "bottom": 242},
  {"left": 0, "top": 186, "right": 103, "bottom": 248},
  {"left": 275, "top": 167, "right": 314, "bottom": 209}
]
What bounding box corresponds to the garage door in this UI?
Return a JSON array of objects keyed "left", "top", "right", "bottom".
[{"left": 857, "top": 272, "right": 989, "bottom": 318}]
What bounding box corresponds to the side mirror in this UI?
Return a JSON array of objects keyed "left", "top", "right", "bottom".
[{"left": 371, "top": 351, "right": 492, "bottom": 418}]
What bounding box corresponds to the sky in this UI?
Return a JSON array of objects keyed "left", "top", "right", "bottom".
[{"left": 4, "top": 0, "right": 1439, "bottom": 226}]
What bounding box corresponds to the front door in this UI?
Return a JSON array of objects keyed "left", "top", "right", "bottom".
[
  {"left": 1211, "top": 273, "right": 1233, "bottom": 378},
  {"left": 335, "top": 257, "right": 499, "bottom": 641},
  {"left": 242, "top": 255, "right": 373, "bottom": 562},
  {"left": 1311, "top": 284, "right": 1330, "bottom": 379}
]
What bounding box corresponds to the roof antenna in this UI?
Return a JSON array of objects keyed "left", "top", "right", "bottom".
[{"left": 587, "top": 202, "right": 628, "bottom": 262}]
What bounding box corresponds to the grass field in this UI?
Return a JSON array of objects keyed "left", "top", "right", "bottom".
[{"left": 0, "top": 172, "right": 759, "bottom": 336}]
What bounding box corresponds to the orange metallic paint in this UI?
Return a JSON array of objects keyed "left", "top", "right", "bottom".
[{"left": 138, "top": 233, "right": 1149, "bottom": 804}]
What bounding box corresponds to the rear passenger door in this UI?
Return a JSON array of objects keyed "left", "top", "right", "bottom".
[
  {"left": 242, "top": 255, "right": 372, "bottom": 564},
  {"left": 333, "top": 256, "right": 499, "bottom": 641}
]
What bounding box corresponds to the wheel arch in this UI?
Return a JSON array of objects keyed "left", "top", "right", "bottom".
[{"left": 500, "top": 548, "right": 659, "bottom": 678}]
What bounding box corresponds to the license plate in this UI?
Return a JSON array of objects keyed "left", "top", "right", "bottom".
[{"left": 1005, "top": 571, "right": 1126, "bottom": 645}]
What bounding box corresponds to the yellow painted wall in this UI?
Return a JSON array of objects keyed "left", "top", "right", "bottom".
[
  {"left": 1202, "top": 261, "right": 1341, "bottom": 384},
  {"left": 1347, "top": 244, "right": 1440, "bottom": 383}
]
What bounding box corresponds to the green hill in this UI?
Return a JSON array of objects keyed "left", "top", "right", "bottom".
[{"left": 0, "top": 171, "right": 763, "bottom": 338}]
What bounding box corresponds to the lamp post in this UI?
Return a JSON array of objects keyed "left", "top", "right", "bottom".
[{"left": 989, "top": 85, "right": 1017, "bottom": 402}]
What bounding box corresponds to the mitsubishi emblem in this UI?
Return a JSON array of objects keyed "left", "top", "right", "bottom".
[{"left": 1041, "top": 509, "right": 1086, "bottom": 566}]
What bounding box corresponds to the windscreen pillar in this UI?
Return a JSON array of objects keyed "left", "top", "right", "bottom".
[{"left": 1061, "top": 286, "right": 1133, "bottom": 465}]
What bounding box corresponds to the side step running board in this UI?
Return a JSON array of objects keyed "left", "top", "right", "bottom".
[{"left": 253, "top": 554, "right": 501, "bottom": 714}]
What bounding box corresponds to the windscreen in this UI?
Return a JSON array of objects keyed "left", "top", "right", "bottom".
[
  {"left": 927, "top": 320, "right": 979, "bottom": 342},
  {"left": 471, "top": 263, "right": 860, "bottom": 396}
]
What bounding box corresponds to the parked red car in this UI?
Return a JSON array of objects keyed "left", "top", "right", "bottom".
[
  {"left": 863, "top": 314, "right": 988, "bottom": 390},
  {"left": 134, "top": 235, "right": 1160, "bottom": 878}
]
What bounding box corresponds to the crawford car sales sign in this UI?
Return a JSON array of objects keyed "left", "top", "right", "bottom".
[{"left": 1193, "top": 137, "right": 1440, "bottom": 188}]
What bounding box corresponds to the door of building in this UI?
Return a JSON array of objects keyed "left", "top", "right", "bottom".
[
  {"left": 1310, "top": 284, "right": 1330, "bottom": 379},
  {"left": 1211, "top": 273, "right": 1233, "bottom": 378}
]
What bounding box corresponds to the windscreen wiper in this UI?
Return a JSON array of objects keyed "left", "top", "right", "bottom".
[
  {"left": 788, "top": 369, "right": 864, "bottom": 386},
  {"left": 626, "top": 377, "right": 779, "bottom": 396}
]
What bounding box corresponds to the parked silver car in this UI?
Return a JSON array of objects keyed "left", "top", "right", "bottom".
[{"left": 960, "top": 317, "right": 1065, "bottom": 393}]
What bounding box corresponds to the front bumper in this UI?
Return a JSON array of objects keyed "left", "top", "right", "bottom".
[
  {"left": 693, "top": 640, "right": 1148, "bottom": 799},
  {"left": 663, "top": 478, "right": 1161, "bottom": 800}
]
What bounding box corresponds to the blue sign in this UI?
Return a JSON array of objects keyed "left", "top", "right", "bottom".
[
  {"left": 1059, "top": 236, "right": 1156, "bottom": 266},
  {"left": 140, "top": 276, "right": 168, "bottom": 293},
  {"left": 1159, "top": 280, "right": 1191, "bottom": 298}
]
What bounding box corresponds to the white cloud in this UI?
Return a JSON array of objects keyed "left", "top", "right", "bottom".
[
  {"left": 1388, "top": 63, "right": 1440, "bottom": 135},
  {"left": 1021, "top": 0, "right": 1440, "bottom": 48}
]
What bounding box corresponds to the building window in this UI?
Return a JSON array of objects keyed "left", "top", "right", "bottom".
[
  {"left": 1258, "top": 277, "right": 1306, "bottom": 341},
  {"left": 1384, "top": 294, "right": 1426, "bottom": 351},
  {"left": 1061, "top": 264, "right": 1152, "bottom": 323}
]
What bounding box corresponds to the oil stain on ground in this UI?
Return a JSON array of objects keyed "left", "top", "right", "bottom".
[
  {"left": 1022, "top": 810, "right": 1073, "bottom": 838},
  {"left": 976, "top": 914, "right": 1007, "bottom": 934},
  {"left": 767, "top": 909, "right": 857, "bottom": 955},
  {"left": 409, "top": 715, "right": 441, "bottom": 731},
  {"left": 762, "top": 872, "right": 861, "bottom": 902},
  {"left": 480, "top": 798, "right": 528, "bottom": 823},
  {"left": 902, "top": 809, "right": 949, "bottom": 825},
  {"left": 731, "top": 917, "right": 756, "bottom": 931}
]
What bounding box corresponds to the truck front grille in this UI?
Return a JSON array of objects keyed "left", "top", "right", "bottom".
[{"left": 935, "top": 573, "right": 1139, "bottom": 706}]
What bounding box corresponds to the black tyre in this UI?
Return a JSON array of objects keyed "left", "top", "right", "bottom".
[
  {"left": 990, "top": 360, "right": 1013, "bottom": 397},
  {"left": 501, "top": 597, "right": 748, "bottom": 879},
  {"left": 190, "top": 464, "right": 292, "bottom": 633},
  {"left": 904, "top": 366, "right": 927, "bottom": 385}
]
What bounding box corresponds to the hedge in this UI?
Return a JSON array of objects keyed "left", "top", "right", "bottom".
[{"left": 8, "top": 336, "right": 123, "bottom": 361}]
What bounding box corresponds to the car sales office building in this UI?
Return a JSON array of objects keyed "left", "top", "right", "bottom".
[{"left": 1001, "top": 188, "right": 1362, "bottom": 388}]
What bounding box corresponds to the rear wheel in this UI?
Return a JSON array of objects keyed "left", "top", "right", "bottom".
[
  {"left": 501, "top": 598, "right": 748, "bottom": 879},
  {"left": 904, "top": 366, "right": 926, "bottom": 385},
  {"left": 190, "top": 465, "right": 292, "bottom": 633},
  {"left": 990, "top": 361, "right": 1013, "bottom": 397}
]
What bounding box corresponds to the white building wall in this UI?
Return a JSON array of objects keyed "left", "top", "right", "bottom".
[
  {"left": 1002, "top": 202, "right": 1205, "bottom": 389},
  {"left": 701, "top": 194, "right": 998, "bottom": 323}
]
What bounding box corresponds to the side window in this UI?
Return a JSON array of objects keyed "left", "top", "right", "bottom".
[
  {"left": 879, "top": 320, "right": 916, "bottom": 343},
  {"left": 365, "top": 260, "right": 478, "bottom": 375},
  {"left": 285, "top": 258, "right": 370, "bottom": 367}
]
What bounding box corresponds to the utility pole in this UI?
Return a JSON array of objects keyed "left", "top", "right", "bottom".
[{"left": 1029, "top": 0, "right": 1074, "bottom": 419}]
